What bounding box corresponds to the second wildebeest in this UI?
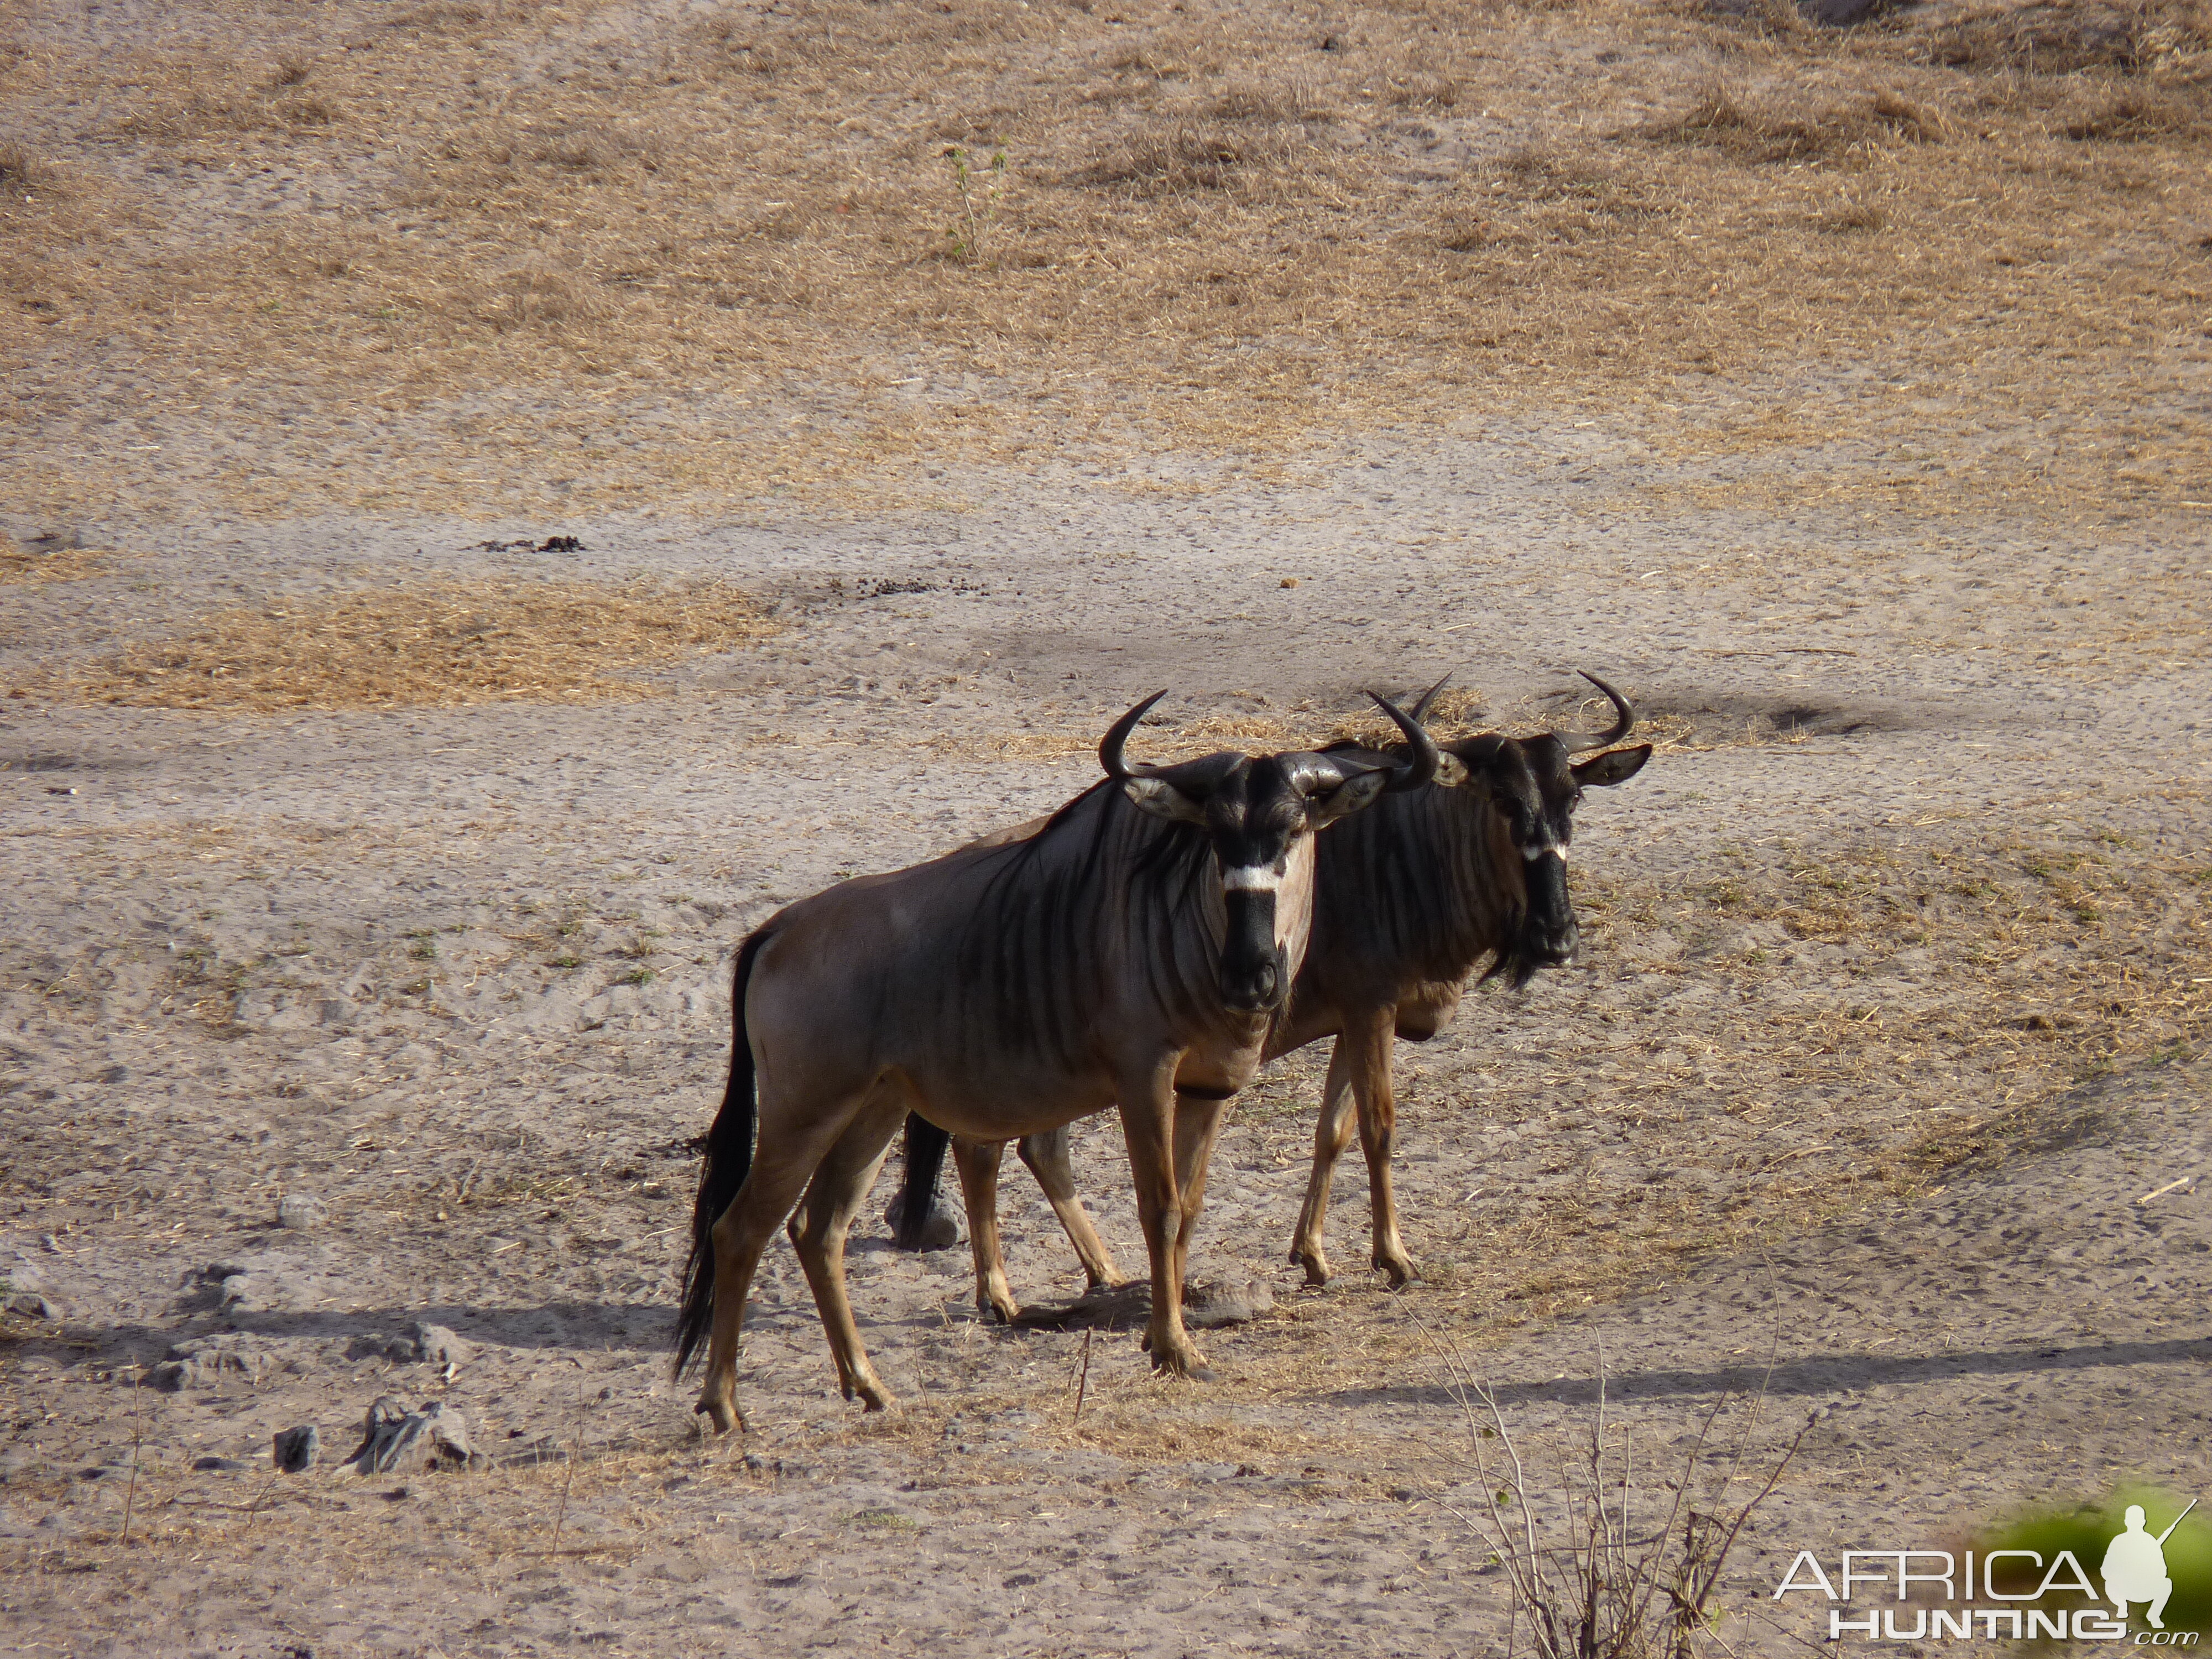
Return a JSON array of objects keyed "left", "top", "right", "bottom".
[
  {"left": 674, "top": 692, "right": 1437, "bottom": 1431},
  {"left": 890, "top": 674, "right": 1650, "bottom": 1316}
]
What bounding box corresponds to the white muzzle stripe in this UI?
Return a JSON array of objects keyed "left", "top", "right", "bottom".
[{"left": 1223, "top": 864, "right": 1284, "bottom": 893}]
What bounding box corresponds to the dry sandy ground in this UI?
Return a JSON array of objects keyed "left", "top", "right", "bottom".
[
  {"left": 3, "top": 439, "right": 2208, "bottom": 1656},
  {"left": 5, "top": 0, "right": 2212, "bottom": 1653}
]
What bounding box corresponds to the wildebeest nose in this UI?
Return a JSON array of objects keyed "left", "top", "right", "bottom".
[{"left": 1224, "top": 958, "right": 1281, "bottom": 1011}]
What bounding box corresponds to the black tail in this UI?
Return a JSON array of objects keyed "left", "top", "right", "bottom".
[
  {"left": 673, "top": 929, "right": 770, "bottom": 1377},
  {"left": 888, "top": 1112, "right": 954, "bottom": 1250}
]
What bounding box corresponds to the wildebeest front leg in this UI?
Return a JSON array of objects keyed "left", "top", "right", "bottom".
[
  {"left": 1170, "top": 1091, "right": 1230, "bottom": 1300},
  {"left": 1344, "top": 1009, "right": 1416, "bottom": 1287},
  {"left": 950, "top": 1134, "right": 1021, "bottom": 1324},
  {"left": 1017, "top": 1125, "right": 1126, "bottom": 1292},
  {"left": 1290, "top": 1037, "right": 1359, "bottom": 1286},
  {"left": 1119, "top": 1063, "right": 1210, "bottom": 1380},
  {"left": 787, "top": 1102, "right": 906, "bottom": 1412}
]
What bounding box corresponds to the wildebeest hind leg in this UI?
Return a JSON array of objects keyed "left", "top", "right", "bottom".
[
  {"left": 1347, "top": 1010, "right": 1416, "bottom": 1287},
  {"left": 950, "top": 1135, "right": 1020, "bottom": 1324},
  {"left": 789, "top": 1097, "right": 907, "bottom": 1411},
  {"left": 1290, "top": 1038, "right": 1359, "bottom": 1286},
  {"left": 697, "top": 1143, "right": 831, "bottom": 1436},
  {"left": 1018, "top": 1126, "right": 1126, "bottom": 1292}
]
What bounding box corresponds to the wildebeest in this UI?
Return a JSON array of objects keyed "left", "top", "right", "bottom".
[
  {"left": 674, "top": 692, "right": 1438, "bottom": 1431},
  {"left": 889, "top": 675, "right": 1651, "bottom": 1317}
]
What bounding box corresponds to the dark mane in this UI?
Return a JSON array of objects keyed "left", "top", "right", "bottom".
[
  {"left": 951, "top": 775, "right": 1214, "bottom": 1065},
  {"left": 1303, "top": 743, "right": 1525, "bottom": 996}
]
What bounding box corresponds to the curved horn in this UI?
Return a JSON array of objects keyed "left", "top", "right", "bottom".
[
  {"left": 1365, "top": 688, "right": 1439, "bottom": 792},
  {"left": 1562, "top": 671, "right": 1635, "bottom": 755},
  {"left": 1408, "top": 672, "right": 1452, "bottom": 726},
  {"left": 1099, "top": 690, "right": 1171, "bottom": 780}
]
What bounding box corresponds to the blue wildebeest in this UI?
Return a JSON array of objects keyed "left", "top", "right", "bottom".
[
  {"left": 674, "top": 692, "right": 1438, "bottom": 1431},
  {"left": 889, "top": 674, "right": 1651, "bottom": 1317}
]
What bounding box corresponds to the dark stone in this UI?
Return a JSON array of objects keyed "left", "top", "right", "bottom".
[
  {"left": 193, "top": 1455, "right": 251, "bottom": 1472},
  {"left": 1010, "top": 1276, "right": 1277, "bottom": 1331},
  {"left": 274, "top": 1425, "right": 320, "bottom": 1473}
]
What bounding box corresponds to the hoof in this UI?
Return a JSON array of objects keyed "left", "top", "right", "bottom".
[
  {"left": 857, "top": 1383, "right": 895, "bottom": 1413},
  {"left": 1147, "top": 1343, "right": 1213, "bottom": 1379},
  {"left": 1378, "top": 1258, "right": 1419, "bottom": 1290},
  {"left": 1293, "top": 1248, "right": 1332, "bottom": 1288},
  {"left": 695, "top": 1396, "right": 739, "bottom": 1436}
]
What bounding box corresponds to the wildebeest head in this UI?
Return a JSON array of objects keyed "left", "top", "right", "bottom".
[
  {"left": 1429, "top": 672, "right": 1652, "bottom": 985},
  {"left": 1104, "top": 690, "right": 1437, "bottom": 1012}
]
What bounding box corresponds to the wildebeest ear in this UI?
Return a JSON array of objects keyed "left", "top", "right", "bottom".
[
  {"left": 1432, "top": 752, "right": 1472, "bottom": 788},
  {"left": 1123, "top": 777, "right": 1210, "bottom": 823},
  {"left": 1573, "top": 744, "right": 1652, "bottom": 788},
  {"left": 1306, "top": 766, "right": 1389, "bottom": 827}
]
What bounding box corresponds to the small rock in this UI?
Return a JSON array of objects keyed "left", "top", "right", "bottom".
[
  {"left": 883, "top": 1192, "right": 961, "bottom": 1250},
  {"left": 273, "top": 1426, "right": 320, "bottom": 1473},
  {"left": 344, "top": 1398, "right": 478, "bottom": 1475},
  {"left": 397, "top": 1323, "right": 471, "bottom": 1368},
  {"left": 277, "top": 1194, "right": 328, "bottom": 1230},
  {"left": 155, "top": 1335, "right": 273, "bottom": 1391},
  {"left": 193, "top": 1456, "right": 251, "bottom": 1472},
  {"left": 1183, "top": 1277, "right": 1276, "bottom": 1329}
]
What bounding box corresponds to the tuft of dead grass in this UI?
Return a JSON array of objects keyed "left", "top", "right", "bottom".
[
  {"left": 461, "top": 259, "right": 620, "bottom": 332},
  {"left": 70, "top": 577, "right": 776, "bottom": 711},
  {"left": 1642, "top": 82, "right": 1945, "bottom": 160},
  {"left": 0, "top": 140, "right": 50, "bottom": 195},
  {"left": 2060, "top": 85, "right": 2206, "bottom": 135},
  {"left": 0, "top": 538, "right": 107, "bottom": 584},
  {"left": 1076, "top": 121, "right": 1302, "bottom": 192},
  {"left": 1926, "top": 0, "right": 2212, "bottom": 76},
  {"left": 1815, "top": 198, "right": 1890, "bottom": 232}
]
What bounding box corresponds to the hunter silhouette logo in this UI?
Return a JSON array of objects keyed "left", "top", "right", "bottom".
[
  {"left": 1775, "top": 1491, "right": 2207, "bottom": 1642},
  {"left": 2108, "top": 1501, "right": 2198, "bottom": 1630}
]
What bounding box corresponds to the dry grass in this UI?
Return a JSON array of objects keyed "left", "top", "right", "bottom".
[
  {"left": 2060, "top": 85, "right": 2208, "bottom": 134},
  {"left": 0, "top": 538, "right": 108, "bottom": 584},
  {"left": 68, "top": 577, "right": 775, "bottom": 711},
  {"left": 1924, "top": 0, "right": 2212, "bottom": 76},
  {"left": 3, "top": 0, "right": 2209, "bottom": 521},
  {"left": 1641, "top": 82, "right": 1950, "bottom": 160},
  {"left": 0, "top": 142, "right": 51, "bottom": 196}
]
